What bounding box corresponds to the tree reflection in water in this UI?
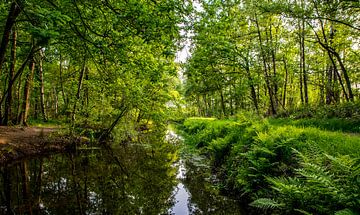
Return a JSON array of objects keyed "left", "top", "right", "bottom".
[
  {"left": 0, "top": 133, "right": 246, "bottom": 215},
  {"left": 0, "top": 139, "right": 177, "bottom": 215}
]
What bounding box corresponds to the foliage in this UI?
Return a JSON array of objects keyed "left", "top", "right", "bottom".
[
  {"left": 0, "top": 0, "right": 192, "bottom": 140},
  {"left": 183, "top": 0, "right": 360, "bottom": 118},
  {"left": 180, "top": 117, "right": 360, "bottom": 214},
  {"left": 269, "top": 117, "right": 360, "bottom": 133}
]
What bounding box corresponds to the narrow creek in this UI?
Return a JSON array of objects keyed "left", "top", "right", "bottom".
[{"left": 0, "top": 131, "right": 245, "bottom": 214}]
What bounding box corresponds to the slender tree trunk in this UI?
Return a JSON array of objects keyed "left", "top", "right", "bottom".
[
  {"left": 301, "top": 19, "right": 308, "bottom": 104},
  {"left": 333, "top": 51, "right": 353, "bottom": 101},
  {"left": 326, "top": 63, "right": 333, "bottom": 104},
  {"left": 34, "top": 93, "right": 39, "bottom": 120},
  {"left": 39, "top": 50, "right": 47, "bottom": 121},
  {"left": 220, "top": 89, "right": 226, "bottom": 117},
  {"left": 4, "top": 28, "right": 17, "bottom": 125},
  {"left": 313, "top": 14, "right": 349, "bottom": 103},
  {"left": 19, "top": 59, "right": 35, "bottom": 126},
  {"left": 254, "top": 14, "right": 276, "bottom": 115},
  {"left": 16, "top": 74, "right": 22, "bottom": 120},
  {"left": 53, "top": 86, "right": 58, "bottom": 115},
  {"left": 98, "top": 105, "right": 128, "bottom": 142},
  {"left": 196, "top": 95, "right": 201, "bottom": 116},
  {"left": 298, "top": 20, "right": 304, "bottom": 105},
  {"left": 59, "top": 53, "right": 67, "bottom": 107},
  {"left": 282, "top": 57, "right": 288, "bottom": 107},
  {"left": 203, "top": 94, "right": 208, "bottom": 116},
  {"left": 319, "top": 66, "right": 325, "bottom": 105},
  {"left": 229, "top": 85, "right": 234, "bottom": 115},
  {"left": 72, "top": 62, "right": 86, "bottom": 122},
  {"left": 245, "top": 64, "right": 258, "bottom": 112},
  {"left": 269, "top": 22, "right": 278, "bottom": 107}
]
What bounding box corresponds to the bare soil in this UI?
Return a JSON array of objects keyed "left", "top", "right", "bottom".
[{"left": 0, "top": 126, "right": 72, "bottom": 164}]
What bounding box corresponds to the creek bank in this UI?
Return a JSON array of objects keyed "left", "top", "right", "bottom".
[
  {"left": 0, "top": 126, "right": 88, "bottom": 164},
  {"left": 179, "top": 117, "right": 360, "bottom": 214}
]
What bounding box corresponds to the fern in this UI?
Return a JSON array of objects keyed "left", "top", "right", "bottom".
[
  {"left": 294, "top": 209, "right": 313, "bottom": 215},
  {"left": 335, "top": 209, "right": 358, "bottom": 215},
  {"left": 250, "top": 198, "right": 285, "bottom": 209},
  {"left": 297, "top": 162, "right": 335, "bottom": 187}
]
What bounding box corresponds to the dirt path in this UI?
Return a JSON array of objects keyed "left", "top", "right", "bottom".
[{"left": 0, "top": 126, "right": 71, "bottom": 164}]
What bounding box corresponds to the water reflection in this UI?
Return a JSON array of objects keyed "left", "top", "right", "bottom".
[
  {"left": 0, "top": 142, "right": 177, "bottom": 215},
  {"left": 0, "top": 133, "right": 245, "bottom": 215}
]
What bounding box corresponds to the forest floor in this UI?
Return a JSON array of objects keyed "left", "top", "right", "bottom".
[{"left": 0, "top": 126, "right": 73, "bottom": 165}]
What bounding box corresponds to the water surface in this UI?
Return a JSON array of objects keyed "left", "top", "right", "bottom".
[{"left": 0, "top": 134, "right": 245, "bottom": 214}]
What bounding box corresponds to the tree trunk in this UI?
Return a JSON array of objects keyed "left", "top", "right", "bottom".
[
  {"left": 0, "top": 2, "right": 22, "bottom": 74},
  {"left": 245, "top": 64, "right": 259, "bottom": 112},
  {"left": 39, "top": 50, "right": 47, "bottom": 121},
  {"left": 269, "top": 22, "right": 278, "bottom": 107},
  {"left": 282, "top": 57, "right": 288, "bottom": 107},
  {"left": 59, "top": 53, "right": 67, "bottom": 107},
  {"left": 254, "top": 15, "right": 276, "bottom": 115},
  {"left": 19, "top": 59, "right": 35, "bottom": 126},
  {"left": 98, "top": 105, "right": 128, "bottom": 142},
  {"left": 4, "top": 28, "right": 17, "bottom": 125},
  {"left": 301, "top": 19, "right": 308, "bottom": 104},
  {"left": 332, "top": 51, "right": 354, "bottom": 101},
  {"left": 220, "top": 89, "right": 226, "bottom": 117},
  {"left": 72, "top": 62, "right": 86, "bottom": 122},
  {"left": 16, "top": 74, "right": 22, "bottom": 120},
  {"left": 326, "top": 63, "right": 333, "bottom": 104},
  {"left": 53, "top": 86, "right": 58, "bottom": 115},
  {"left": 299, "top": 20, "right": 304, "bottom": 104},
  {"left": 319, "top": 65, "right": 325, "bottom": 105}
]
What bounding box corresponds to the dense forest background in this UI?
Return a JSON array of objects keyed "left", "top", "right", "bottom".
[
  {"left": 0, "top": 0, "right": 359, "bottom": 134},
  {"left": 0, "top": 1, "right": 360, "bottom": 214},
  {"left": 184, "top": 0, "right": 359, "bottom": 118},
  {"left": 0, "top": 0, "right": 190, "bottom": 139}
]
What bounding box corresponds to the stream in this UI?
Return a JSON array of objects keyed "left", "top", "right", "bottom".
[{"left": 0, "top": 131, "right": 245, "bottom": 214}]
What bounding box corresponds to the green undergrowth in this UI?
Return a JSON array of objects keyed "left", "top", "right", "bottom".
[
  {"left": 269, "top": 118, "right": 360, "bottom": 133},
  {"left": 28, "top": 118, "right": 66, "bottom": 127},
  {"left": 180, "top": 117, "right": 360, "bottom": 215}
]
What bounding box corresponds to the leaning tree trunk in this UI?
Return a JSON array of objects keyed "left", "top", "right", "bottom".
[
  {"left": 72, "top": 61, "right": 86, "bottom": 122},
  {"left": 333, "top": 51, "right": 354, "bottom": 101},
  {"left": 0, "top": 2, "right": 22, "bottom": 123},
  {"left": 0, "top": 2, "right": 22, "bottom": 74}
]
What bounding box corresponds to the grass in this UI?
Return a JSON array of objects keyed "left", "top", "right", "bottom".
[
  {"left": 268, "top": 117, "right": 360, "bottom": 133},
  {"left": 28, "top": 118, "right": 66, "bottom": 127},
  {"left": 179, "top": 117, "right": 360, "bottom": 214}
]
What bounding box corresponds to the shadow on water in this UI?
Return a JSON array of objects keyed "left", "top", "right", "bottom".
[{"left": 0, "top": 131, "right": 246, "bottom": 214}]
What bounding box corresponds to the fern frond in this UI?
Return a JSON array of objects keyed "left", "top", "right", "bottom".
[
  {"left": 297, "top": 162, "right": 334, "bottom": 186},
  {"left": 335, "top": 208, "right": 358, "bottom": 215},
  {"left": 250, "top": 198, "right": 285, "bottom": 209},
  {"left": 294, "top": 209, "right": 313, "bottom": 215}
]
